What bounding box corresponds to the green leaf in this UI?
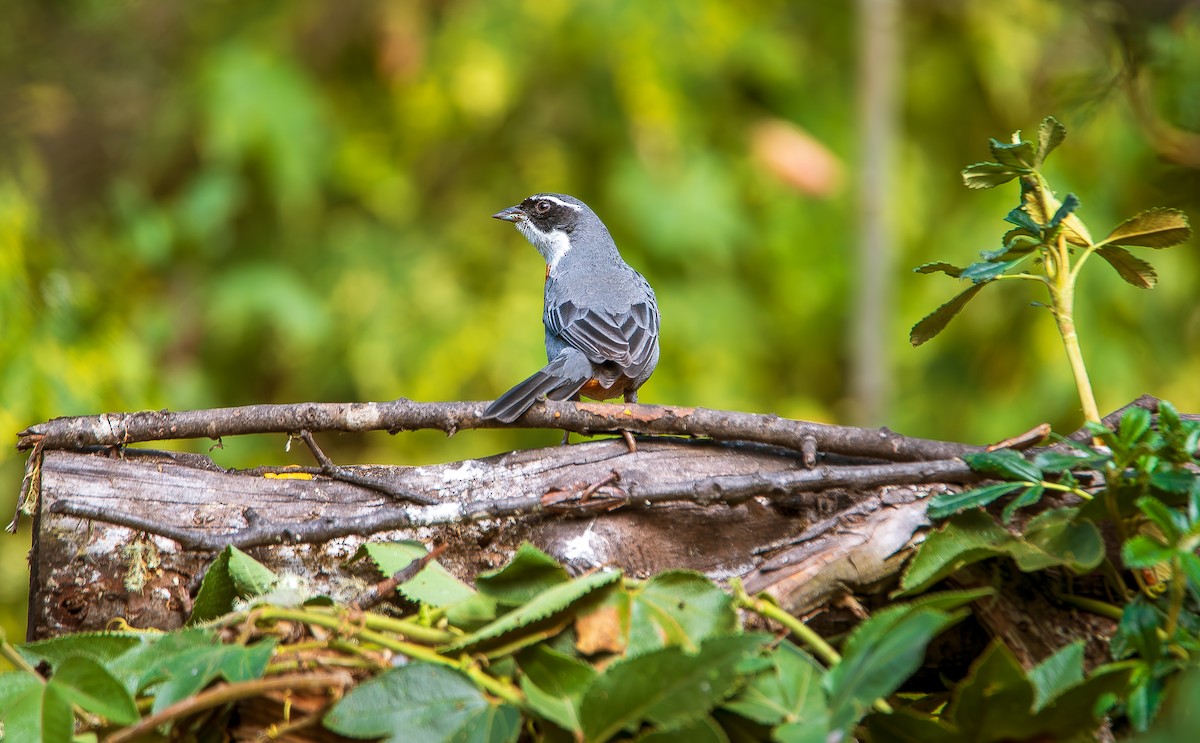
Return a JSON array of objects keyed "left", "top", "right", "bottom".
[
  {"left": 863, "top": 708, "right": 958, "bottom": 743},
  {"left": 450, "top": 703, "right": 522, "bottom": 743},
  {"left": 1096, "top": 246, "right": 1158, "bottom": 288},
  {"left": 1100, "top": 207, "right": 1192, "bottom": 248},
  {"left": 1122, "top": 535, "right": 1173, "bottom": 569},
  {"left": 476, "top": 542, "right": 569, "bottom": 606},
  {"left": 1110, "top": 597, "right": 1162, "bottom": 661},
  {"left": 959, "top": 257, "right": 1027, "bottom": 283},
  {"left": 626, "top": 571, "right": 737, "bottom": 656},
  {"left": 1028, "top": 640, "right": 1084, "bottom": 712},
  {"left": 1021, "top": 509, "right": 1104, "bottom": 572},
  {"left": 579, "top": 633, "right": 770, "bottom": 742},
  {"left": 1118, "top": 407, "right": 1154, "bottom": 448},
  {"left": 151, "top": 639, "right": 276, "bottom": 714},
  {"left": 356, "top": 541, "right": 476, "bottom": 607},
  {"left": 945, "top": 641, "right": 1035, "bottom": 740},
  {"left": 189, "top": 545, "right": 279, "bottom": 623},
  {"left": 1135, "top": 496, "right": 1186, "bottom": 542},
  {"left": 635, "top": 717, "right": 730, "bottom": 743},
  {"left": 0, "top": 671, "right": 75, "bottom": 743},
  {"left": 961, "top": 161, "right": 1022, "bottom": 189},
  {"left": 1035, "top": 116, "right": 1067, "bottom": 165},
  {"left": 962, "top": 449, "right": 1043, "bottom": 482},
  {"left": 46, "top": 656, "right": 138, "bottom": 725},
  {"left": 926, "top": 482, "right": 1025, "bottom": 520},
  {"left": 721, "top": 640, "right": 826, "bottom": 726},
  {"left": 17, "top": 633, "right": 145, "bottom": 675},
  {"left": 1001, "top": 484, "right": 1044, "bottom": 524},
  {"left": 442, "top": 570, "right": 622, "bottom": 654},
  {"left": 516, "top": 645, "right": 596, "bottom": 734},
  {"left": 1032, "top": 448, "right": 1110, "bottom": 473},
  {"left": 909, "top": 283, "right": 988, "bottom": 346},
  {"left": 982, "top": 233, "right": 1041, "bottom": 261},
  {"left": 1045, "top": 193, "right": 1080, "bottom": 232},
  {"left": 913, "top": 261, "right": 964, "bottom": 278},
  {"left": 988, "top": 138, "right": 1036, "bottom": 169},
  {"left": 823, "top": 607, "right": 959, "bottom": 731},
  {"left": 324, "top": 663, "right": 518, "bottom": 742},
  {"left": 900, "top": 510, "right": 1102, "bottom": 596}
]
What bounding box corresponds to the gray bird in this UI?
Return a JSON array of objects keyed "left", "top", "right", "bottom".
[{"left": 482, "top": 193, "right": 660, "bottom": 424}]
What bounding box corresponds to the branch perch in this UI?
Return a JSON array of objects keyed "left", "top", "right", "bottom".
[{"left": 18, "top": 399, "right": 985, "bottom": 462}]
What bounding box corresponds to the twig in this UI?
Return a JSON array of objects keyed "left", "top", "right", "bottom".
[
  {"left": 49, "top": 457, "right": 975, "bottom": 551},
  {"left": 351, "top": 543, "right": 447, "bottom": 611},
  {"left": 296, "top": 429, "right": 435, "bottom": 506},
  {"left": 18, "top": 399, "right": 986, "bottom": 462},
  {"left": 104, "top": 671, "right": 354, "bottom": 743}
]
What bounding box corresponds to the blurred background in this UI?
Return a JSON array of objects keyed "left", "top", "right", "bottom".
[{"left": 2, "top": 0, "right": 1199, "bottom": 642}]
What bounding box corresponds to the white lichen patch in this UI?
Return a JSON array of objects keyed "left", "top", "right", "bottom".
[
  {"left": 441, "top": 460, "right": 486, "bottom": 483},
  {"left": 561, "top": 521, "right": 606, "bottom": 567}
]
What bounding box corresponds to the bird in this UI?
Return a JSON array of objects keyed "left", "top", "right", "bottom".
[{"left": 481, "top": 193, "right": 660, "bottom": 432}]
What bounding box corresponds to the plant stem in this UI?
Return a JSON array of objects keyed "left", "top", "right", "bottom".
[{"left": 1047, "top": 234, "right": 1101, "bottom": 424}]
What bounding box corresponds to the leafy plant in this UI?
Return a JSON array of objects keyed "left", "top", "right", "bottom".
[
  {"left": 911, "top": 116, "right": 1192, "bottom": 423},
  {"left": 0, "top": 543, "right": 983, "bottom": 742}
]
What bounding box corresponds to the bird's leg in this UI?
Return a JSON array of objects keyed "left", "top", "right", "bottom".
[{"left": 620, "top": 390, "right": 638, "bottom": 454}]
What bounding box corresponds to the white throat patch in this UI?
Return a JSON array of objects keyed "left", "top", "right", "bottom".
[{"left": 517, "top": 220, "right": 572, "bottom": 270}]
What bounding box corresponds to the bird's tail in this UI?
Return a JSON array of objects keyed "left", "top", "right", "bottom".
[{"left": 481, "top": 351, "right": 593, "bottom": 423}]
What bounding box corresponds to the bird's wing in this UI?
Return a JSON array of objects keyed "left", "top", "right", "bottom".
[{"left": 546, "top": 299, "right": 659, "bottom": 378}]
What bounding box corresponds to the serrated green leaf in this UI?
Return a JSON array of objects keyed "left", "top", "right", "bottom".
[
  {"left": 579, "top": 633, "right": 770, "bottom": 742},
  {"left": 1035, "top": 116, "right": 1067, "bottom": 165},
  {"left": 900, "top": 510, "right": 1101, "bottom": 596},
  {"left": 1110, "top": 597, "right": 1161, "bottom": 660},
  {"left": 1096, "top": 246, "right": 1158, "bottom": 288},
  {"left": 926, "top": 482, "right": 1025, "bottom": 520},
  {"left": 356, "top": 541, "right": 476, "bottom": 608},
  {"left": 324, "top": 663, "right": 517, "bottom": 742},
  {"left": 17, "top": 633, "right": 145, "bottom": 675},
  {"left": 959, "top": 257, "right": 1028, "bottom": 283},
  {"left": 476, "top": 542, "right": 569, "bottom": 606},
  {"left": 450, "top": 702, "right": 521, "bottom": 743},
  {"left": 1028, "top": 641, "right": 1084, "bottom": 712},
  {"left": 963, "top": 449, "right": 1043, "bottom": 482},
  {"left": 946, "top": 641, "right": 1034, "bottom": 739},
  {"left": 1122, "top": 535, "right": 1173, "bottom": 569},
  {"left": 913, "top": 261, "right": 964, "bottom": 278},
  {"left": 824, "top": 607, "right": 959, "bottom": 731},
  {"left": 1119, "top": 407, "right": 1154, "bottom": 448},
  {"left": 110, "top": 628, "right": 218, "bottom": 695},
  {"left": 46, "top": 656, "right": 138, "bottom": 725},
  {"left": 1100, "top": 207, "right": 1192, "bottom": 248},
  {"left": 151, "top": 639, "right": 276, "bottom": 714},
  {"left": 189, "top": 545, "right": 279, "bottom": 623},
  {"left": 1032, "top": 448, "right": 1110, "bottom": 473},
  {"left": 910, "top": 283, "right": 988, "bottom": 346},
  {"left": 1135, "top": 496, "right": 1186, "bottom": 542},
  {"left": 989, "top": 138, "right": 1037, "bottom": 169},
  {"left": 1003, "top": 206, "right": 1041, "bottom": 234},
  {"left": 517, "top": 645, "right": 596, "bottom": 734},
  {"left": 1002, "top": 484, "right": 1045, "bottom": 524},
  {"left": 627, "top": 571, "right": 737, "bottom": 656},
  {"left": 961, "top": 161, "right": 1022, "bottom": 189},
  {"left": 721, "top": 640, "right": 825, "bottom": 728},
  {"left": 443, "top": 570, "right": 622, "bottom": 653}
]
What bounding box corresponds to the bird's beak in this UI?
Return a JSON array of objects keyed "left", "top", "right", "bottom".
[{"left": 492, "top": 205, "right": 525, "bottom": 223}]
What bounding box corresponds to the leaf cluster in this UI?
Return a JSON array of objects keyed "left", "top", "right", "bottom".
[{"left": 908, "top": 401, "right": 1200, "bottom": 735}]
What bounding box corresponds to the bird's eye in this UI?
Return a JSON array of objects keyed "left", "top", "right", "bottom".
[{"left": 535, "top": 200, "right": 552, "bottom": 214}]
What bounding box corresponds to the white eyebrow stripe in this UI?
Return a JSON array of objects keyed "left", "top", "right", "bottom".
[{"left": 539, "top": 195, "right": 581, "bottom": 211}]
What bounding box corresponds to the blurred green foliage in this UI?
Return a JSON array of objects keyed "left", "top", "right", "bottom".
[{"left": 2, "top": 0, "right": 1198, "bottom": 643}]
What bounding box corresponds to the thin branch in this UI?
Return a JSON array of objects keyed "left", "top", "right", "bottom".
[
  {"left": 105, "top": 671, "right": 353, "bottom": 743},
  {"left": 49, "top": 457, "right": 975, "bottom": 551},
  {"left": 18, "top": 399, "right": 985, "bottom": 462},
  {"left": 296, "top": 429, "right": 435, "bottom": 506}
]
